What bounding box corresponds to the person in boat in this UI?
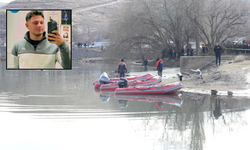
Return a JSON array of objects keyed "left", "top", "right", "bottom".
[
  {"left": 118, "top": 59, "right": 127, "bottom": 77},
  {"left": 156, "top": 58, "right": 163, "bottom": 77}
]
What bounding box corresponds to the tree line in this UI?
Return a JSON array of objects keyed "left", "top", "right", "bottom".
[{"left": 103, "top": 0, "right": 250, "bottom": 61}]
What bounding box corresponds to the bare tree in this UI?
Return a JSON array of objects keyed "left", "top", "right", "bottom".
[
  {"left": 105, "top": 0, "right": 191, "bottom": 61},
  {"left": 185, "top": 0, "right": 249, "bottom": 52},
  {"left": 105, "top": 0, "right": 250, "bottom": 61},
  {"left": 105, "top": 0, "right": 161, "bottom": 60}
]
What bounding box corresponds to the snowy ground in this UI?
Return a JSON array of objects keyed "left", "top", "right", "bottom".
[{"left": 161, "top": 60, "right": 250, "bottom": 97}]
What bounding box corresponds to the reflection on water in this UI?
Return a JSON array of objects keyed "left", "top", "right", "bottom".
[
  {"left": 95, "top": 89, "right": 183, "bottom": 108},
  {"left": 0, "top": 62, "right": 250, "bottom": 150}
]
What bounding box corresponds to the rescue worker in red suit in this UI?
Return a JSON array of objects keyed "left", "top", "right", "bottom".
[
  {"left": 156, "top": 58, "right": 163, "bottom": 77},
  {"left": 118, "top": 59, "right": 127, "bottom": 77}
]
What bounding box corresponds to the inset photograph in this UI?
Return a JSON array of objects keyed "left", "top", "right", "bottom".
[
  {"left": 61, "top": 10, "right": 71, "bottom": 25},
  {"left": 6, "top": 9, "right": 72, "bottom": 69}
]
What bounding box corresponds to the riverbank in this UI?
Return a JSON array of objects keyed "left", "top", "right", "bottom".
[
  {"left": 144, "top": 58, "right": 180, "bottom": 68},
  {"left": 160, "top": 59, "right": 250, "bottom": 96}
]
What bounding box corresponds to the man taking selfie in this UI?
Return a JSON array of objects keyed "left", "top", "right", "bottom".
[{"left": 10, "top": 10, "right": 70, "bottom": 69}]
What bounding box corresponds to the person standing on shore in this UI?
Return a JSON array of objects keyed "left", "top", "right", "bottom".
[
  {"left": 143, "top": 59, "right": 148, "bottom": 71},
  {"left": 168, "top": 48, "right": 173, "bottom": 59},
  {"left": 156, "top": 58, "right": 163, "bottom": 77},
  {"left": 186, "top": 46, "right": 190, "bottom": 56},
  {"left": 202, "top": 44, "right": 207, "bottom": 53},
  {"left": 173, "top": 48, "right": 177, "bottom": 59},
  {"left": 178, "top": 49, "right": 181, "bottom": 59},
  {"left": 143, "top": 59, "right": 148, "bottom": 67},
  {"left": 118, "top": 59, "right": 127, "bottom": 77},
  {"left": 214, "top": 43, "right": 223, "bottom": 66},
  {"left": 190, "top": 47, "right": 194, "bottom": 56}
]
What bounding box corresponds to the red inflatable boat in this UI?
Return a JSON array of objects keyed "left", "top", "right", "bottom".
[
  {"left": 94, "top": 74, "right": 154, "bottom": 89},
  {"left": 115, "top": 94, "right": 183, "bottom": 107},
  {"left": 115, "top": 82, "right": 182, "bottom": 95},
  {"left": 100, "top": 76, "right": 162, "bottom": 91},
  {"left": 93, "top": 73, "right": 153, "bottom": 86}
]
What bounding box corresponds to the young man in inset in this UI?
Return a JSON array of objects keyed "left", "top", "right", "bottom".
[{"left": 10, "top": 10, "right": 70, "bottom": 69}]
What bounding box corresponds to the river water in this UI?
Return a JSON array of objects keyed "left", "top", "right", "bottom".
[{"left": 0, "top": 61, "right": 250, "bottom": 150}]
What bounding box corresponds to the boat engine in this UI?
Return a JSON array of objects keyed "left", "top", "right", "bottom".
[
  {"left": 177, "top": 72, "right": 183, "bottom": 81},
  {"left": 99, "top": 72, "right": 110, "bottom": 85},
  {"left": 118, "top": 78, "right": 128, "bottom": 88}
]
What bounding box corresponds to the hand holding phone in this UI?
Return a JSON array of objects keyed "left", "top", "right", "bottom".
[
  {"left": 48, "top": 21, "right": 57, "bottom": 41},
  {"left": 48, "top": 30, "right": 64, "bottom": 46}
]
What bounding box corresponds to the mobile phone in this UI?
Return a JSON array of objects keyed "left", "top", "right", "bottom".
[{"left": 47, "top": 21, "right": 57, "bottom": 41}]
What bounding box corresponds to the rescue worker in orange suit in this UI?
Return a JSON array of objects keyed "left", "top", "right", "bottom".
[
  {"left": 118, "top": 59, "right": 127, "bottom": 77},
  {"left": 156, "top": 58, "right": 163, "bottom": 77}
]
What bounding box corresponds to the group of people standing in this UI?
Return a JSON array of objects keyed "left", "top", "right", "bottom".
[
  {"left": 167, "top": 47, "right": 194, "bottom": 60},
  {"left": 117, "top": 42, "right": 223, "bottom": 78},
  {"left": 117, "top": 58, "right": 163, "bottom": 78},
  {"left": 224, "top": 41, "right": 250, "bottom": 54}
]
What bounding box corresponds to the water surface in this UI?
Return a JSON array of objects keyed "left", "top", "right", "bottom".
[{"left": 0, "top": 61, "right": 250, "bottom": 150}]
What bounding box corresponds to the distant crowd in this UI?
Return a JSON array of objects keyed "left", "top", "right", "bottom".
[
  {"left": 163, "top": 41, "right": 250, "bottom": 60},
  {"left": 163, "top": 44, "right": 209, "bottom": 60},
  {"left": 223, "top": 41, "right": 250, "bottom": 54}
]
